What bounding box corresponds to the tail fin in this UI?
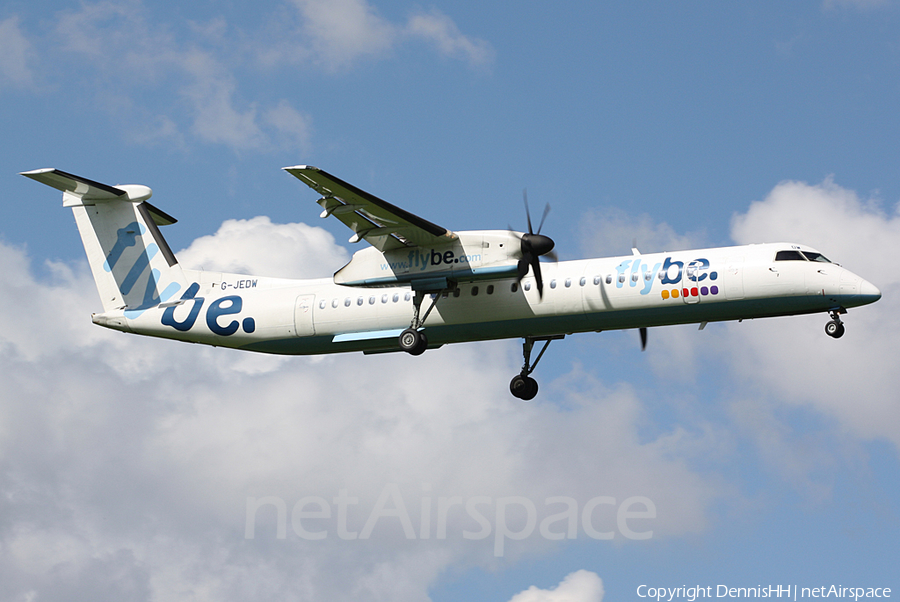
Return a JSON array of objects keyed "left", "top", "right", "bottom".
[{"left": 21, "top": 168, "right": 187, "bottom": 318}]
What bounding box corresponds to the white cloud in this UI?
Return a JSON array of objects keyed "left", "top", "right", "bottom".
[
  {"left": 0, "top": 214, "right": 726, "bottom": 600},
  {"left": 579, "top": 206, "right": 704, "bottom": 258},
  {"left": 0, "top": 16, "right": 37, "bottom": 90},
  {"left": 508, "top": 570, "right": 604, "bottom": 602},
  {"left": 291, "top": 0, "right": 396, "bottom": 70},
  {"left": 177, "top": 216, "right": 349, "bottom": 278},
  {"left": 42, "top": 0, "right": 488, "bottom": 150},
  {"left": 406, "top": 9, "right": 495, "bottom": 67},
  {"left": 728, "top": 178, "right": 900, "bottom": 447}
]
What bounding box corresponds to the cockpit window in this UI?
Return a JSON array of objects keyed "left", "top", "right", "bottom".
[
  {"left": 802, "top": 251, "right": 831, "bottom": 263},
  {"left": 775, "top": 250, "right": 806, "bottom": 261}
]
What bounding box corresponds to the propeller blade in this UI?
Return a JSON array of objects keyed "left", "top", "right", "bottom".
[
  {"left": 517, "top": 257, "right": 530, "bottom": 281},
  {"left": 523, "top": 190, "right": 534, "bottom": 234},
  {"left": 532, "top": 256, "right": 544, "bottom": 298},
  {"left": 536, "top": 203, "right": 551, "bottom": 235},
  {"left": 640, "top": 327, "right": 648, "bottom": 351}
]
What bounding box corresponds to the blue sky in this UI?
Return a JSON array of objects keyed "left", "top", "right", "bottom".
[{"left": 1, "top": 1, "right": 899, "bottom": 601}]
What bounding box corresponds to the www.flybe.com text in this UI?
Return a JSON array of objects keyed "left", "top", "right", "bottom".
[{"left": 382, "top": 248, "right": 482, "bottom": 272}]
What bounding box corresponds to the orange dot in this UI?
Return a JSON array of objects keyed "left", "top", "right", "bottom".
[
  {"left": 661, "top": 290, "right": 670, "bottom": 300},
  {"left": 672, "top": 289, "right": 679, "bottom": 298}
]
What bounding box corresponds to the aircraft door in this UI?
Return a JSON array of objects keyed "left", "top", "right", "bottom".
[
  {"left": 294, "top": 294, "right": 316, "bottom": 336},
  {"left": 681, "top": 260, "right": 702, "bottom": 304},
  {"left": 723, "top": 257, "right": 745, "bottom": 300}
]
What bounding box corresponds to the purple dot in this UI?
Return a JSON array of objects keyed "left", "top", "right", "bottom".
[
  {"left": 711, "top": 285, "right": 719, "bottom": 295},
  {"left": 701, "top": 286, "right": 709, "bottom": 295}
]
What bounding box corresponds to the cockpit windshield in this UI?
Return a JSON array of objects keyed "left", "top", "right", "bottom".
[
  {"left": 774, "top": 250, "right": 806, "bottom": 261},
  {"left": 774, "top": 249, "right": 833, "bottom": 263},
  {"left": 802, "top": 251, "right": 831, "bottom": 263}
]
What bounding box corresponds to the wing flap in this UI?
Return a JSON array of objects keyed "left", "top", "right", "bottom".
[{"left": 284, "top": 165, "right": 457, "bottom": 251}]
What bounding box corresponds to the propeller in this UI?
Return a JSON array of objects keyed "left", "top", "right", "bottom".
[{"left": 512, "top": 191, "right": 557, "bottom": 298}]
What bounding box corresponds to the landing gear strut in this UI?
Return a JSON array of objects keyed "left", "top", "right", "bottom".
[
  {"left": 509, "top": 335, "right": 564, "bottom": 401},
  {"left": 825, "top": 309, "right": 846, "bottom": 339},
  {"left": 399, "top": 288, "right": 443, "bottom": 355}
]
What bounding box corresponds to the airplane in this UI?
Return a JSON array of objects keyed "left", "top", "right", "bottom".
[{"left": 21, "top": 166, "right": 882, "bottom": 400}]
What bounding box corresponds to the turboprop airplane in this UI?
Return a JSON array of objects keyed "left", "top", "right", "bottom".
[{"left": 22, "top": 166, "right": 881, "bottom": 400}]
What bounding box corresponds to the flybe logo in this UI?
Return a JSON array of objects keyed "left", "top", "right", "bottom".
[
  {"left": 161, "top": 283, "right": 257, "bottom": 336},
  {"left": 106, "top": 221, "right": 181, "bottom": 319},
  {"left": 105, "top": 221, "right": 255, "bottom": 336},
  {"left": 614, "top": 256, "right": 720, "bottom": 298},
  {"left": 381, "top": 248, "right": 482, "bottom": 272}
]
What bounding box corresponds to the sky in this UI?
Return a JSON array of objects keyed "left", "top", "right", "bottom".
[{"left": 1, "top": 1, "right": 899, "bottom": 601}]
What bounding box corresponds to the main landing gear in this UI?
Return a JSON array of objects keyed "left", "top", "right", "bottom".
[
  {"left": 510, "top": 335, "right": 564, "bottom": 401},
  {"left": 399, "top": 289, "right": 442, "bottom": 356},
  {"left": 825, "top": 309, "right": 846, "bottom": 339}
]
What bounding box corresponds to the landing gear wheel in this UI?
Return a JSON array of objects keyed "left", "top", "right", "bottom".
[
  {"left": 825, "top": 319, "right": 845, "bottom": 339},
  {"left": 399, "top": 328, "right": 428, "bottom": 355},
  {"left": 510, "top": 374, "right": 539, "bottom": 401}
]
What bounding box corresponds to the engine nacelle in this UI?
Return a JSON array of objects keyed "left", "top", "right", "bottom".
[{"left": 334, "top": 230, "right": 523, "bottom": 287}]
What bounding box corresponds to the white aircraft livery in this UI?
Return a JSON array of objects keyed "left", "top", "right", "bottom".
[{"left": 22, "top": 166, "right": 882, "bottom": 399}]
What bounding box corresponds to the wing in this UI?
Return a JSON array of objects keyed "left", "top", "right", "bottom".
[{"left": 284, "top": 165, "right": 457, "bottom": 252}]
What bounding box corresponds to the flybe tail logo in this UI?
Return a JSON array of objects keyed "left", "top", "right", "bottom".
[
  {"left": 614, "top": 256, "right": 720, "bottom": 298},
  {"left": 105, "top": 221, "right": 181, "bottom": 318}
]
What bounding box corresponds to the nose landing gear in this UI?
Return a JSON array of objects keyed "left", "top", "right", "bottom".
[
  {"left": 825, "top": 309, "right": 846, "bottom": 339},
  {"left": 510, "top": 335, "right": 564, "bottom": 401}
]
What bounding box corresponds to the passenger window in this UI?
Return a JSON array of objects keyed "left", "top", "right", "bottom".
[
  {"left": 550, "top": 280, "right": 557, "bottom": 289},
  {"left": 332, "top": 298, "right": 339, "bottom": 308},
  {"left": 580, "top": 277, "right": 586, "bottom": 286},
  {"left": 511, "top": 282, "right": 519, "bottom": 293},
  {"left": 564, "top": 278, "right": 571, "bottom": 288},
  {"left": 618, "top": 274, "right": 625, "bottom": 283},
  {"left": 606, "top": 275, "right": 613, "bottom": 285},
  {"left": 594, "top": 276, "right": 601, "bottom": 285},
  {"left": 369, "top": 296, "right": 376, "bottom": 305},
  {"left": 381, "top": 294, "right": 388, "bottom": 304},
  {"left": 319, "top": 299, "right": 326, "bottom": 309},
  {"left": 472, "top": 286, "right": 479, "bottom": 296},
  {"left": 775, "top": 250, "right": 806, "bottom": 261},
  {"left": 357, "top": 297, "right": 364, "bottom": 306},
  {"left": 404, "top": 292, "right": 411, "bottom": 302},
  {"left": 524, "top": 282, "right": 532, "bottom": 291},
  {"left": 487, "top": 285, "right": 494, "bottom": 294},
  {"left": 392, "top": 293, "right": 399, "bottom": 303},
  {"left": 344, "top": 298, "right": 351, "bottom": 307}
]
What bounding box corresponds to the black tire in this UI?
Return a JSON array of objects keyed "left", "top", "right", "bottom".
[
  {"left": 399, "top": 328, "right": 428, "bottom": 355},
  {"left": 509, "top": 375, "right": 539, "bottom": 401},
  {"left": 825, "top": 320, "right": 845, "bottom": 339}
]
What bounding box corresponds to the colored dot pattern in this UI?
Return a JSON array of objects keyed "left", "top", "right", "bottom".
[{"left": 662, "top": 285, "right": 719, "bottom": 300}]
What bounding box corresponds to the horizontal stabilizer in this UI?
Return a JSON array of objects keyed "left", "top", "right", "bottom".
[
  {"left": 21, "top": 168, "right": 126, "bottom": 200},
  {"left": 21, "top": 168, "right": 175, "bottom": 225}
]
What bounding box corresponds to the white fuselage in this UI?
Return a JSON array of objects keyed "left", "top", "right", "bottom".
[{"left": 92, "top": 242, "right": 881, "bottom": 355}]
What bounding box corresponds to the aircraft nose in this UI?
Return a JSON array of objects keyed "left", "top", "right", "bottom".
[{"left": 857, "top": 278, "right": 882, "bottom": 305}]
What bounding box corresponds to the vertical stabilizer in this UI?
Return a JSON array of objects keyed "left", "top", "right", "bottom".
[{"left": 21, "top": 168, "right": 187, "bottom": 317}]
